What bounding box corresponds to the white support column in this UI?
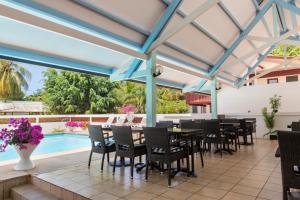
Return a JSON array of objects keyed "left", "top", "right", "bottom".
[
  {"left": 210, "top": 77, "right": 218, "bottom": 119},
  {"left": 146, "top": 52, "right": 157, "bottom": 127}
]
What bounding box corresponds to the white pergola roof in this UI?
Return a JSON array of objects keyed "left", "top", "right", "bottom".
[{"left": 0, "top": 0, "right": 300, "bottom": 92}]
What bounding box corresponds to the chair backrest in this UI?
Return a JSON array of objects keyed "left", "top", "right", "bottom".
[
  {"left": 143, "top": 127, "right": 170, "bottom": 155},
  {"left": 88, "top": 125, "right": 105, "bottom": 147},
  {"left": 291, "top": 122, "right": 300, "bottom": 131},
  {"left": 221, "top": 118, "right": 239, "bottom": 123},
  {"left": 111, "top": 126, "right": 134, "bottom": 151},
  {"left": 278, "top": 131, "right": 300, "bottom": 189},
  {"left": 156, "top": 121, "right": 173, "bottom": 128},
  {"left": 179, "top": 119, "right": 193, "bottom": 127},
  {"left": 203, "top": 119, "right": 221, "bottom": 137}
]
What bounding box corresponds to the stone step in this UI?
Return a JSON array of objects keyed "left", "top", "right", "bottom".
[{"left": 11, "top": 184, "right": 59, "bottom": 200}]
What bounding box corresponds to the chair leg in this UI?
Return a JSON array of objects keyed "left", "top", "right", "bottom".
[
  {"left": 88, "top": 151, "right": 92, "bottom": 168},
  {"left": 234, "top": 137, "right": 237, "bottom": 151},
  {"left": 200, "top": 149, "right": 204, "bottom": 168},
  {"left": 130, "top": 158, "right": 134, "bottom": 179},
  {"left": 145, "top": 157, "right": 149, "bottom": 181},
  {"left": 186, "top": 155, "right": 190, "bottom": 176},
  {"left": 167, "top": 162, "right": 171, "bottom": 187},
  {"left": 107, "top": 152, "right": 110, "bottom": 163},
  {"left": 177, "top": 160, "right": 181, "bottom": 171},
  {"left": 113, "top": 154, "right": 117, "bottom": 175},
  {"left": 101, "top": 153, "right": 105, "bottom": 172},
  {"left": 250, "top": 134, "right": 253, "bottom": 144}
]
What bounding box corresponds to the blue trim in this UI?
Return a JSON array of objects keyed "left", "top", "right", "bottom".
[
  {"left": 174, "top": 9, "right": 227, "bottom": 49},
  {"left": 0, "top": 45, "right": 113, "bottom": 76},
  {"left": 158, "top": 52, "right": 209, "bottom": 75},
  {"left": 235, "top": 45, "right": 276, "bottom": 87},
  {"left": 183, "top": 80, "right": 207, "bottom": 93},
  {"left": 133, "top": 77, "right": 184, "bottom": 90},
  {"left": 211, "top": 77, "right": 218, "bottom": 119},
  {"left": 218, "top": 2, "right": 243, "bottom": 31},
  {"left": 251, "top": 0, "right": 273, "bottom": 37},
  {"left": 276, "top": 4, "right": 288, "bottom": 32},
  {"left": 122, "top": 0, "right": 182, "bottom": 79},
  {"left": 73, "top": 0, "right": 150, "bottom": 36},
  {"left": 8, "top": 0, "right": 141, "bottom": 50},
  {"left": 218, "top": 75, "right": 235, "bottom": 83},
  {"left": 290, "top": 1, "right": 298, "bottom": 30},
  {"left": 208, "top": 0, "right": 274, "bottom": 77},
  {"left": 275, "top": 0, "right": 300, "bottom": 15},
  {"left": 165, "top": 42, "right": 213, "bottom": 66},
  {"left": 163, "top": 1, "right": 228, "bottom": 49}
]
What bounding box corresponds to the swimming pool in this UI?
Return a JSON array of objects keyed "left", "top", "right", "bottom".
[{"left": 0, "top": 134, "right": 90, "bottom": 162}]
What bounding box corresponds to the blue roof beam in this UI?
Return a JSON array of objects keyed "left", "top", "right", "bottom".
[
  {"left": 0, "top": 45, "right": 113, "bottom": 76},
  {"left": 251, "top": 0, "right": 273, "bottom": 37},
  {"left": 73, "top": 0, "right": 149, "bottom": 36},
  {"left": 275, "top": 0, "right": 300, "bottom": 16},
  {"left": 110, "top": 0, "right": 182, "bottom": 81},
  {"left": 275, "top": 3, "right": 288, "bottom": 33},
  {"left": 208, "top": 0, "right": 274, "bottom": 77},
  {"left": 235, "top": 45, "right": 276, "bottom": 88},
  {"left": 7, "top": 0, "right": 141, "bottom": 50},
  {"left": 182, "top": 80, "right": 208, "bottom": 93}
]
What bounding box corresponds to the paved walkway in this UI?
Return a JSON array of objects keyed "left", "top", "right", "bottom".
[{"left": 24, "top": 139, "right": 282, "bottom": 200}]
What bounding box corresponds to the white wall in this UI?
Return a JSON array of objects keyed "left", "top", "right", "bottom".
[
  {"left": 218, "top": 81, "right": 300, "bottom": 114},
  {"left": 218, "top": 82, "right": 300, "bottom": 137}
]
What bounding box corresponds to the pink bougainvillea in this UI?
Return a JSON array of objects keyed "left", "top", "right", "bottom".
[
  {"left": 0, "top": 118, "right": 44, "bottom": 152},
  {"left": 65, "top": 121, "right": 87, "bottom": 128},
  {"left": 121, "top": 105, "right": 137, "bottom": 113}
]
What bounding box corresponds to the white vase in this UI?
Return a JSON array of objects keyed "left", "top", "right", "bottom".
[
  {"left": 14, "top": 144, "right": 37, "bottom": 171},
  {"left": 127, "top": 112, "right": 135, "bottom": 125}
]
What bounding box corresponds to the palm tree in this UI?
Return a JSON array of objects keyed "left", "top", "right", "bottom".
[
  {"left": 0, "top": 60, "right": 31, "bottom": 100},
  {"left": 117, "top": 82, "right": 146, "bottom": 113}
]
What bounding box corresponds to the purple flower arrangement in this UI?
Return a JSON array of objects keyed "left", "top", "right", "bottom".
[
  {"left": 0, "top": 118, "right": 44, "bottom": 152},
  {"left": 65, "top": 121, "right": 86, "bottom": 128}
]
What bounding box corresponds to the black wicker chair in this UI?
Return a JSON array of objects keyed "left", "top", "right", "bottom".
[
  {"left": 88, "top": 125, "right": 116, "bottom": 172},
  {"left": 111, "top": 126, "right": 147, "bottom": 178},
  {"left": 238, "top": 119, "right": 253, "bottom": 144},
  {"left": 278, "top": 131, "right": 300, "bottom": 200},
  {"left": 291, "top": 122, "right": 300, "bottom": 131},
  {"left": 156, "top": 121, "right": 174, "bottom": 128},
  {"left": 180, "top": 121, "right": 204, "bottom": 167},
  {"left": 143, "top": 127, "right": 189, "bottom": 187},
  {"left": 203, "top": 120, "right": 231, "bottom": 157},
  {"left": 221, "top": 118, "right": 240, "bottom": 151}
]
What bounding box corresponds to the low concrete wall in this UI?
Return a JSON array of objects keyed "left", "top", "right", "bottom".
[{"left": 0, "top": 112, "right": 296, "bottom": 138}]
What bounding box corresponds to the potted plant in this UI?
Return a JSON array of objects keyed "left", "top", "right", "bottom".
[
  {"left": 121, "top": 105, "right": 137, "bottom": 125},
  {"left": 0, "top": 118, "right": 44, "bottom": 170},
  {"left": 262, "top": 95, "right": 282, "bottom": 139}
]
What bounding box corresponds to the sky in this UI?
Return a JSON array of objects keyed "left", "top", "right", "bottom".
[{"left": 17, "top": 62, "right": 46, "bottom": 95}]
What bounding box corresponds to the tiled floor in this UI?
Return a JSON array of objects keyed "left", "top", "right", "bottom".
[{"left": 33, "top": 139, "right": 282, "bottom": 200}]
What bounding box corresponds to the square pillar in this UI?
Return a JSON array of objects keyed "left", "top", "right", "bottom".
[
  {"left": 146, "top": 52, "right": 157, "bottom": 127},
  {"left": 210, "top": 76, "right": 218, "bottom": 119}
]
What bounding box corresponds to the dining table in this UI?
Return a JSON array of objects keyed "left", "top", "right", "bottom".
[{"left": 102, "top": 125, "right": 202, "bottom": 177}]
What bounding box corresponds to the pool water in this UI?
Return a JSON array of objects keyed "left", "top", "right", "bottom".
[{"left": 0, "top": 134, "right": 90, "bottom": 161}]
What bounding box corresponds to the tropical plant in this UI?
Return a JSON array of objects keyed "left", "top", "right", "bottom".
[
  {"left": 116, "top": 82, "right": 146, "bottom": 113},
  {"left": 262, "top": 95, "right": 282, "bottom": 137},
  {"left": 271, "top": 45, "right": 300, "bottom": 56},
  {"left": 0, "top": 118, "right": 44, "bottom": 152},
  {"left": 0, "top": 60, "right": 31, "bottom": 100},
  {"left": 116, "top": 82, "right": 189, "bottom": 114},
  {"left": 43, "top": 69, "right": 120, "bottom": 114}
]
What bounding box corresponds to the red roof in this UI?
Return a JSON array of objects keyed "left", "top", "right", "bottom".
[{"left": 185, "top": 93, "right": 211, "bottom": 106}]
